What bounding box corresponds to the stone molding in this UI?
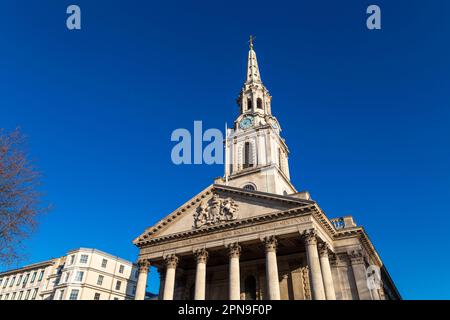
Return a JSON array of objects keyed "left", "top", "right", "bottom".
[{"left": 348, "top": 249, "right": 364, "bottom": 264}]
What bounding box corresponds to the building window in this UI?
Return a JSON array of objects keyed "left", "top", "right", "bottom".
[
  {"left": 38, "top": 270, "right": 44, "bottom": 282},
  {"left": 0, "top": 279, "right": 2, "bottom": 287},
  {"left": 118, "top": 265, "right": 124, "bottom": 274},
  {"left": 97, "top": 275, "right": 104, "bottom": 286},
  {"left": 30, "top": 272, "right": 37, "bottom": 283},
  {"left": 80, "top": 254, "right": 89, "bottom": 264},
  {"left": 113, "top": 297, "right": 119, "bottom": 300},
  {"left": 59, "top": 290, "right": 65, "bottom": 300},
  {"left": 64, "top": 272, "right": 70, "bottom": 283},
  {"left": 10, "top": 276, "right": 15, "bottom": 287},
  {"left": 243, "top": 184, "right": 256, "bottom": 191},
  {"left": 32, "top": 288, "right": 38, "bottom": 300},
  {"left": 17, "top": 275, "right": 22, "bottom": 285},
  {"left": 25, "top": 289, "right": 31, "bottom": 300},
  {"left": 5, "top": 293, "right": 9, "bottom": 300},
  {"left": 18, "top": 291, "right": 23, "bottom": 300},
  {"left": 12, "top": 292, "right": 17, "bottom": 300},
  {"left": 134, "top": 270, "right": 139, "bottom": 279},
  {"left": 94, "top": 293, "right": 101, "bottom": 300},
  {"left": 257, "top": 98, "right": 263, "bottom": 109},
  {"left": 3, "top": 278, "right": 8, "bottom": 288},
  {"left": 246, "top": 98, "right": 252, "bottom": 111},
  {"left": 115, "top": 280, "right": 122, "bottom": 291},
  {"left": 22, "top": 274, "right": 29, "bottom": 288},
  {"left": 101, "top": 259, "right": 108, "bottom": 268},
  {"left": 75, "top": 271, "right": 84, "bottom": 282},
  {"left": 132, "top": 286, "right": 136, "bottom": 295},
  {"left": 243, "top": 142, "right": 253, "bottom": 169},
  {"left": 69, "top": 255, "right": 75, "bottom": 265},
  {"left": 0, "top": 295, "right": 2, "bottom": 300},
  {"left": 69, "top": 289, "right": 79, "bottom": 300}
]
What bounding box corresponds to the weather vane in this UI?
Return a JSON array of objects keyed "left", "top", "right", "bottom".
[{"left": 249, "top": 35, "right": 256, "bottom": 49}]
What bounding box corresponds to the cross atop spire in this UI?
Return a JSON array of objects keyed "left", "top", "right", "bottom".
[
  {"left": 249, "top": 35, "right": 255, "bottom": 50},
  {"left": 246, "top": 35, "right": 262, "bottom": 84}
]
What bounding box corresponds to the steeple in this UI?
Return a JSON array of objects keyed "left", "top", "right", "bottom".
[
  {"left": 223, "top": 37, "right": 296, "bottom": 195},
  {"left": 246, "top": 35, "right": 262, "bottom": 84}
]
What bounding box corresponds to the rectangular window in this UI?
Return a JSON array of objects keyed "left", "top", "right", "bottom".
[
  {"left": 30, "top": 271, "right": 37, "bottom": 283},
  {"left": 17, "top": 275, "right": 22, "bottom": 285},
  {"left": 97, "top": 275, "right": 104, "bottom": 286},
  {"left": 9, "top": 276, "right": 15, "bottom": 287},
  {"left": 32, "top": 288, "right": 38, "bottom": 300},
  {"left": 118, "top": 265, "right": 124, "bottom": 274},
  {"left": 25, "top": 290, "right": 31, "bottom": 300},
  {"left": 115, "top": 280, "right": 121, "bottom": 291},
  {"left": 80, "top": 254, "right": 88, "bottom": 264},
  {"left": 69, "top": 289, "right": 79, "bottom": 300},
  {"left": 75, "top": 271, "right": 84, "bottom": 282},
  {"left": 64, "top": 272, "right": 70, "bottom": 282},
  {"left": 59, "top": 290, "right": 65, "bottom": 300},
  {"left": 22, "top": 273, "right": 29, "bottom": 287},
  {"left": 94, "top": 292, "right": 101, "bottom": 300},
  {"left": 69, "top": 255, "right": 75, "bottom": 265},
  {"left": 38, "top": 270, "right": 44, "bottom": 282},
  {"left": 18, "top": 291, "right": 23, "bottom": 300},
  {"left": 101, "top": 259, "right": 108, "bottom": 268},
  {"left": 2, "top": 278, "right": 8, "bottom": 288},
  {"left": 5, "top": 293, "right": 9, "bottom": 300},
  {"left": 0, "top": 279, "right": 2, "bottom": 287},
  {"left": 12, "top": 292, "right": 17, "bottom": 300},
  {"left": 134, "top": 270, "right": 139, "bottom": 279},
  {"left": 132, "top": 286, "right": 136, "bottom": 295}
]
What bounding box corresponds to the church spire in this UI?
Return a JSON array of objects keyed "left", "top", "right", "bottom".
[{"left": 246, "top": 35, "right": 262, "bottom": 84}]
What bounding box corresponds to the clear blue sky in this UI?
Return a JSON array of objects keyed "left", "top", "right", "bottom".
[{"left": 1, "top": 0, "right": 449, "bottom": 299}]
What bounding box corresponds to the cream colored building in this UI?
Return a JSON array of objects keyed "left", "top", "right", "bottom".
[
  {"left": 133, "top": 39, "right": 401, "bottom": 300},
  {"left": 0, "top": 248, "right": 138, "bottom": 300}
]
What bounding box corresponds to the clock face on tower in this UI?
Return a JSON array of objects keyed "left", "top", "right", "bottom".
[{"left": 239, "top": 116, "right": 254, "bottom": 129}]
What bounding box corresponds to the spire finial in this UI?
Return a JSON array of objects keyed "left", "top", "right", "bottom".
[{"left": 249, "top": 35, "right": 255, "bottom": 50}]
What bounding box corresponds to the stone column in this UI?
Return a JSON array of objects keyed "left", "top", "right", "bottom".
[
  {"left": 228, "top": 243, "right": 241, "bottom": 300},
  {"left": 303, "top": 230, "right": 326, "bottom": 300},
  {"left": 263, "top": 236, "right": 281, "bottom": 300},
  {"left": 163, "top": 254, "right": 179, "bottom": 300},
  {"left": 135, "top": 259, "right": 150, "bottom": 300},
  {"left": 194, "top": 248, "right": 208, "bottom": 300},
  {"left": 349, "top": 249, "right": 372, "bottom": 300},
  {"left": 318, "top": 243, "right": 336, "bottom": 300}
]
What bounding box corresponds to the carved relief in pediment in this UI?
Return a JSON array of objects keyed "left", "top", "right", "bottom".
[{"left": 193, "top": 194, "right": 239, "bottom": 228}]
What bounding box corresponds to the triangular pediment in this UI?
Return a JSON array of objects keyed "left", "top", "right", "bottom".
[{"left": 133, "top": 184, "right": 315, "bottom": 245}]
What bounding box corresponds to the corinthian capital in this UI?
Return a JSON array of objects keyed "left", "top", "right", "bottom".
[
  {"left": 348, "top": 249, "right": 364, "bottom": 264},
  {"left": 165, "top": 254, "right": 179, "bottom": 269},
  {"left": 263, "top": 236, "right": 277, "bottom": 252},
  {"left": 302, "top": 229, "right": 317, "bottom": 246},
  {"left": 318, "top": 243, "right": 330, "bottom": 257},
  {"left": 228, "top": 243, "right": 241, "bottom": 259},
  {"left": 137, "top": 259, "right": 151, "bottom": 272},
  {"left": 194, "top": 248, "right": 209, "bottom": 264}
]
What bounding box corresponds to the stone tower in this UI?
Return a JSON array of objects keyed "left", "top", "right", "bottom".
[{"left": 223, "top": 37, "right": 297, "bottom": 195}]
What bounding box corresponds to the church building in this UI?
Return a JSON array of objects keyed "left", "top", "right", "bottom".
[{"left": 132, "top": 39, "right": 401, "bottom": 300}]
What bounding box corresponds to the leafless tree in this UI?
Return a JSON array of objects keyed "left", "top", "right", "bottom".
[{"left": 0, "top": 128, "right": 47, "bottom": 265}]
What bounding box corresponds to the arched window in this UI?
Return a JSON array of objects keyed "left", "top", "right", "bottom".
[
  {"left": 257, "top": 98, "right": 263, "bottom": 109},
  {"left": 246, "top": 98, "right": 252, "bottom": 111},
  {"left": 243, "top": 142, "right": 253, "bottom": 169},
  {"left": 243, "top": 184, "right": 255, "bottom": 191},
  {"left": 244, "top": 276, "right": 257, "bottom": 300}
]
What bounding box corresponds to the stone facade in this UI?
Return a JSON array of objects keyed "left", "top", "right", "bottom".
[{"left": 133, "top": 38, "right": 401, "bottom": 300}]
